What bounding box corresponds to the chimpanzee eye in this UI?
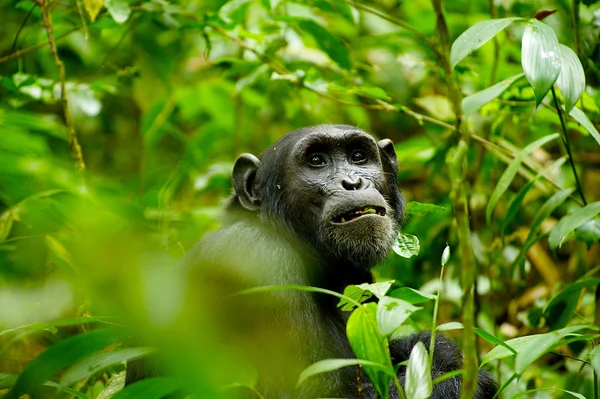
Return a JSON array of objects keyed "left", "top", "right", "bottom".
[
  {"left": 308, "top": 154, "right": 326, "bottom": 166},
  {"left": 351, "top": 150, "right": 367, "bottom": 163}
]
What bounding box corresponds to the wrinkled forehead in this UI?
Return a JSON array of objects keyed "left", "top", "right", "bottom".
[{"left": 291, "top": 126, "right": 377, "bottom": 153}]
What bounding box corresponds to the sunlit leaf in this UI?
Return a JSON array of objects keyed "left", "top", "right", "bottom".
[
  {"left": 436, "top": 322, "right": 463, "bottom": 332},
  {"left": 105, "top": 0, "right": 131, "bottom": 23},
  {"left": 521, "top": 19, "right": 561, "bottom": 106},
  {"left": 357, "top": 281, "right": 395, "bottom": 299},
  {"left": 462, "top": 73, "right": 524, "bottom": 116},
  {"left": 393, "top": 233, "right": 420, "bottom": 258},
  {"left": 568, "top": 106, "right": 600, "bottom": 147},
  {"left": 512, "top": 388, "right": 586, "bottom": 399},
  {"left": 405, "top": 202, "right": 446, "bottom": 217},
  {"left": 486, "top": 133, "right": 560, "bottom": 223},
  {"left": 376, "top": 297, "right": 421, "bottom": 337},
  {"left": 549, "top": 201, "right": 600, "bottom": 248},
  {"left": 450, "top": 18, "right": 522, "bottom": 69},
  {"left": 84, "top": 0, "right": 104, "bottom": 22},
  {"left": 61, "top": 347, "right": 155, "bottom": 385},
  {"left": 8, "top": 328, "right": 128, "bottom": 398},
  {"left": 575, "top": 219, "right": 600, "bottom": 248},
  {"left": 297, "top": 358, "right": 392, "bottom": 387},
  {"left": 555, "top": 44, "right": 585, "bottom": 114},
  {"left": 481, "top": 325, "right": 589, "bottom": 369},
  {"left": 388, "top": 287, "right": 435, "bottom": 304},
  {"left": 405, "top": 341, "right": 432, "bottom": 399},
  {"left": 474, "top": 328, "right": 516, "bottom": 354},
  {"left": 347, "top": 303, "right": 392, "bottom": 398}
]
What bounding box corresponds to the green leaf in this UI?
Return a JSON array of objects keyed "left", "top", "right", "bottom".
[
  {"left": 544, "top": 278, "right": 600, "bottom": 330},
  {"left": 105, "top": 0, "right": 130, "bottom": 23},
  {"left": 511, "top": 388, "right": 586, "bottom": 399},
  {"left": 486, "top": 133, "right": 560, "bottom": 223},
  {"left": 376, "top": 297, "right": 421, "bottom": 337},
  {"left": 288, "top": 18, "right": 351, "bottom": 69},
  {"left": 405, "top": 341, "right": 432, "bottom": 399},
  {"left": 84, "top": 0, "right": 104, "bottom": 22},
  {"left": 347, "top": 303, "right": 393, "bottom": 398},
  {"left": 480, "top": 325, "right": 588, "bottom": 369},
  {"left": 568, "top": 106, "right": 600, "bottom": 147},
  {"left": 473, "top": 328, "right": 516, "bottom": 355},
  {"left": 436, "top": 322, "right": 463, "bottom": 332},
  {"left": 450, "top": 18, "right": 521, "bottom": 69},
  {"left": 405, "top": 201, "right": 446, "bottom": 217},
  {"left": 549, "top": 201, "right": 600, "bottom": 248},
  {"left": 0, "top": 373, "right": 17, "bottom": 390},
  {"left": 338, "top": 285, "right": 373, "bottom": 311},
  {"left": 61, "top": 347, "right": 155, "bottom": 385},
  {"left": 575, "top": 219, "right": 600, "bottom": 248},
  {"left": 556, "top": 44, "right": 585, "bottom": 114},
  {"left": 110, "top": 377, "right": 179, "bottom": 399},
  {"left": 388, "top": 287, "right": 435, "bottom": 304},
  {"left": 297, "top": 358, "right": 392, "bottom": 388},
  {"left": 511, "top": 188, "right": 574, "bottom": 270},
  {"left": 392, "top": 233, "right": 420, "bottom": 258},
  {"left": 357, "top": 281, "right": 395, "bottom": 299},
  {"left": 462, "top": 73, "right": 524, "bottom": 116},
  {"left": 521, "top": 19, "right": 561, "bottom": 106},
  {"left": 8, "top": 328, "right": 128, "bottom": 398}
]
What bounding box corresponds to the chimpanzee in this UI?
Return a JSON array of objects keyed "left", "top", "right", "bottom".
[{"left": 127, "top": 125, "right": 497, "bottom": 398}]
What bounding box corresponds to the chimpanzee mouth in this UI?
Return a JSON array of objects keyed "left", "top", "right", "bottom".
[{"left": 332, "top": 206, "right": 386, "bottom": 223}]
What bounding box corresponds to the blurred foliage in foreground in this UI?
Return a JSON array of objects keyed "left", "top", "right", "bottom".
[{"left": 1, "top": 0, "right": 600, "bottom": 397}]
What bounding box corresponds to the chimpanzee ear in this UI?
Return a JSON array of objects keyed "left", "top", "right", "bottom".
[
  {"left": 232, "top": 153, "right": 261, "bottom": 211},
  {"left": 378, "top": 139, "right": 398, "bottom": 175}
]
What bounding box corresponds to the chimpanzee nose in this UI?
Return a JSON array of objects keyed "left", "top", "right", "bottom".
[{"left": 342, "top": 172, "right": 367, "bottom": 190}]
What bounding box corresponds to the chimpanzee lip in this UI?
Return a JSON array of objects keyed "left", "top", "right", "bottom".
[{"left": 331, "top": 205, "right": 386, "bottom": 224}]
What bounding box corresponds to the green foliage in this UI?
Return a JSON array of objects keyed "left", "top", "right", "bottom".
[{"left": 1, "top": 0, "right": 600, "bottom": 397}]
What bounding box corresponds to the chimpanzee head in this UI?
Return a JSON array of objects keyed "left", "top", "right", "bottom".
[{"left": 229, "top": 125, "right": 405, "bottom": 270}]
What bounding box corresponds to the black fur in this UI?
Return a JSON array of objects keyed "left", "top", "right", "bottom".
[{"left": 127, "top": 125, "right": 497, "bottom": 398}]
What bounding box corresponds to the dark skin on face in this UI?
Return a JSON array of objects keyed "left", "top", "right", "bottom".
[{"left": 126, "top": 125, "right": 497, "bottom": 399}]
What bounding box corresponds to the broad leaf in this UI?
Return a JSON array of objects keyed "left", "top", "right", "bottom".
[
  {"left": 388, "top": 287, "right": 435, "bottom": 304},
  {"left": 61, "top": 347, "right": 155, "bottom": 385},
  {"left": 549, "top": 201, "right": 600, "bottom": 248},
  {"left": 347, "top": 303, "right": 392, "bottom": 398},
  {"left": 436, "top": 322, "right": 463, "bottom": 332},
  {"left": 110, "top": 377, "right": 179, "bottom": 399},
  {"left": 393, "top": 233, "right": 420, "bottom": 258},
  {"left": 105, "top": 0, "right": 130, "bottom": 23},
  {"left": 405, "top": 201, "right": 446, "bottom": 217},
  {"left": 544, "top": 278, "right": 600, "bottom": 330},
  {"left": 486, "top": 133, "right": 560, "bottom": 223},
  {"left": 376, "top": 297, "right": 421, "bottom": 337},
  {"left": 450, "top": 18, "right": 521, "bottom": 69},
  {"left": 8, "top": 328, "right": 128, "bottom": 398},
  {"left": 297, "top": 358, "right": 392, "bottom": 387},
  {"left": 462, "top": 73, "right": 524, "bottom": 116},
  {"left": 481, "top": 325, "right": 588, "bottom": 369},
  {"left": 405, "top": 342, "right": 432, "bottom": 399},
  {"left": 556, "top": 44, "right": 585, "bottom": 114},
  {"left": 84, "top": 0, "right": 104, "bottom": 22},
  {"left": 522, "top": 19, "right": 561, "bottom": 106},
  {"left": 569, "top": 106, "right": 600, "bottom": 147}
]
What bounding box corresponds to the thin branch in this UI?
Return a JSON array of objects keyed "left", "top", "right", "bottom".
[
  {"left": 38, "top": 0, "right": 85, "bottom": 171},
  {"left": 0, "top": 24, "right": 82, "bottom": 64},
  {"left": 551, "top": 87, "right": 586, "bottom": 205},
  {"left": 340, "top": 0, "right": 444, "bottom": 62},
  {"left": 10, "top": 3, "right": 38, "bottom": 55}
]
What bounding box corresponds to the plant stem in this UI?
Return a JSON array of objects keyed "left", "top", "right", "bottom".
[
  {"left": 550, "top": 87, "right": 587, "bottom": 205},
  {"left": 38, "top": 0, "right": 85, "bottom": 172},
  {"left": 429, "top": 261, "right": 446, "bottom": 365},
  {"left": 430, "top": 1, "right": 477, "bottom": 397}
]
